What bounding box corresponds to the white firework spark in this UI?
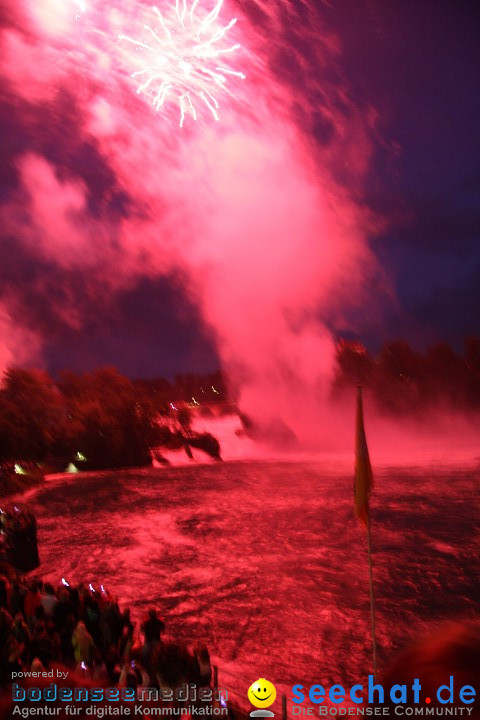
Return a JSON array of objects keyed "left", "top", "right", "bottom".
[{"left": 118, "top": 0, "right": 245, "bottom": 126}]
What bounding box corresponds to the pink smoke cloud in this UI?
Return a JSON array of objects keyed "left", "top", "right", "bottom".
[
  {"left": 0, "top": 0, "right": 386, "bottom": 445},
  {"left": 16, "top": 154, "right": 89, "bottom": 264},
  {"left": 0, "top": 302, "right": 43, "bottom": 373},
  {"left": 0, "top": 29, "right": 64, "bottom": 103}
]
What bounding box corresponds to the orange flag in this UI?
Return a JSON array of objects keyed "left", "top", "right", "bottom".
[{"left": 354, "top": 386, "right": 373, "bottom": 527}]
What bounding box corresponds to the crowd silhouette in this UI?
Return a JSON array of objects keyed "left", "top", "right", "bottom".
[{"left": 0, "top": 574, "right": 212, "bottom": 693}]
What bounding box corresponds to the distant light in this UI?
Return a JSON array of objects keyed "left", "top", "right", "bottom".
[
  {"left": 100, "top": 585, "right": 106, "bottom": 595},
  {"left": 76, "top": 451, "right": 86, "bottom": 462},
  {"left": 14, "top": 464, "right": 26, "bottom": 475},
  {"left": 170, "top": 402, "right": 178, "bottom": 411},
  {"left": 192, "top": 397, "right": 199, "bottom": 406},
  {"left": 62, "top": 578, "right": 70, "bottom": 587},
  {"left": 212, "top": 386, "right": 219, "bottom": 394},
  {"left": 66, "top": 463, "right": 79, "bottom": 474},
  {"left": 89, "top": 583, "right": 95, "bottom": 593},
  {"left": 80, "top": 662, "right": 87, "bottom": 670}
]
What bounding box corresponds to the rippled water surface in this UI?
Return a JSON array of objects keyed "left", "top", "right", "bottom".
[{"left": 17, "top": 460, "right": 480, "bottom": 697}]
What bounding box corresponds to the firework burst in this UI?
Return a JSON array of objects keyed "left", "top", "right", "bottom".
[{"left": 119, "top": 0, "right": 245, "bottom": 127}]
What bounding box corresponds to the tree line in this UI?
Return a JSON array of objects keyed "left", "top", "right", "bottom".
[
  {"left": 0, "top": 367, "right": 224, "bottom": 469},
  {"left": 333, "top": 336, "right": 480, "bottom": 416},
  {"left": 1, "top": 337, "right": 479, "bottom": 470}
]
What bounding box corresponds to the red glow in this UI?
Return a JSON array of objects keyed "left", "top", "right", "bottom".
[{"left": 1, "top": 0, "right": 384, "bottom": 446}]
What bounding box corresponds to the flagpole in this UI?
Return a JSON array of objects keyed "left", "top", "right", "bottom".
[
  {"left": 354, "top": 385, "right": 378, "bottom": 680},
  {"left": 366, "top": 516, "right": 378, "bottom": 680}
]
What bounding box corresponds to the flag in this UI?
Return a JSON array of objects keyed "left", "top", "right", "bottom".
[{"left": 354, "top": 385, "right": 373, "bottom": 527}]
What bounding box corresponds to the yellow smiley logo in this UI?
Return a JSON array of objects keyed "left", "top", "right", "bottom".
[{"left": 247, "top": 678, "right": 277, "bottom": 708}]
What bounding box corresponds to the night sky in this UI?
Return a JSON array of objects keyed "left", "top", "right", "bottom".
[
  {"left": 0, "top": 0, "right": 479, "bottom": 380},
  {"left": 333, "top": 0, "right": 480, "bottom": 351}
]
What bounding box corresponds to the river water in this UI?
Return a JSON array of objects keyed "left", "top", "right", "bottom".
[{"left": 15, "top": 460, "right": 480, "bottom": 702}]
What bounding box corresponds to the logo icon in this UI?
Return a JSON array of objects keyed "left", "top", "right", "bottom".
[{"left": 247, "top": 678, "right": 277, "bottom": 718}]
